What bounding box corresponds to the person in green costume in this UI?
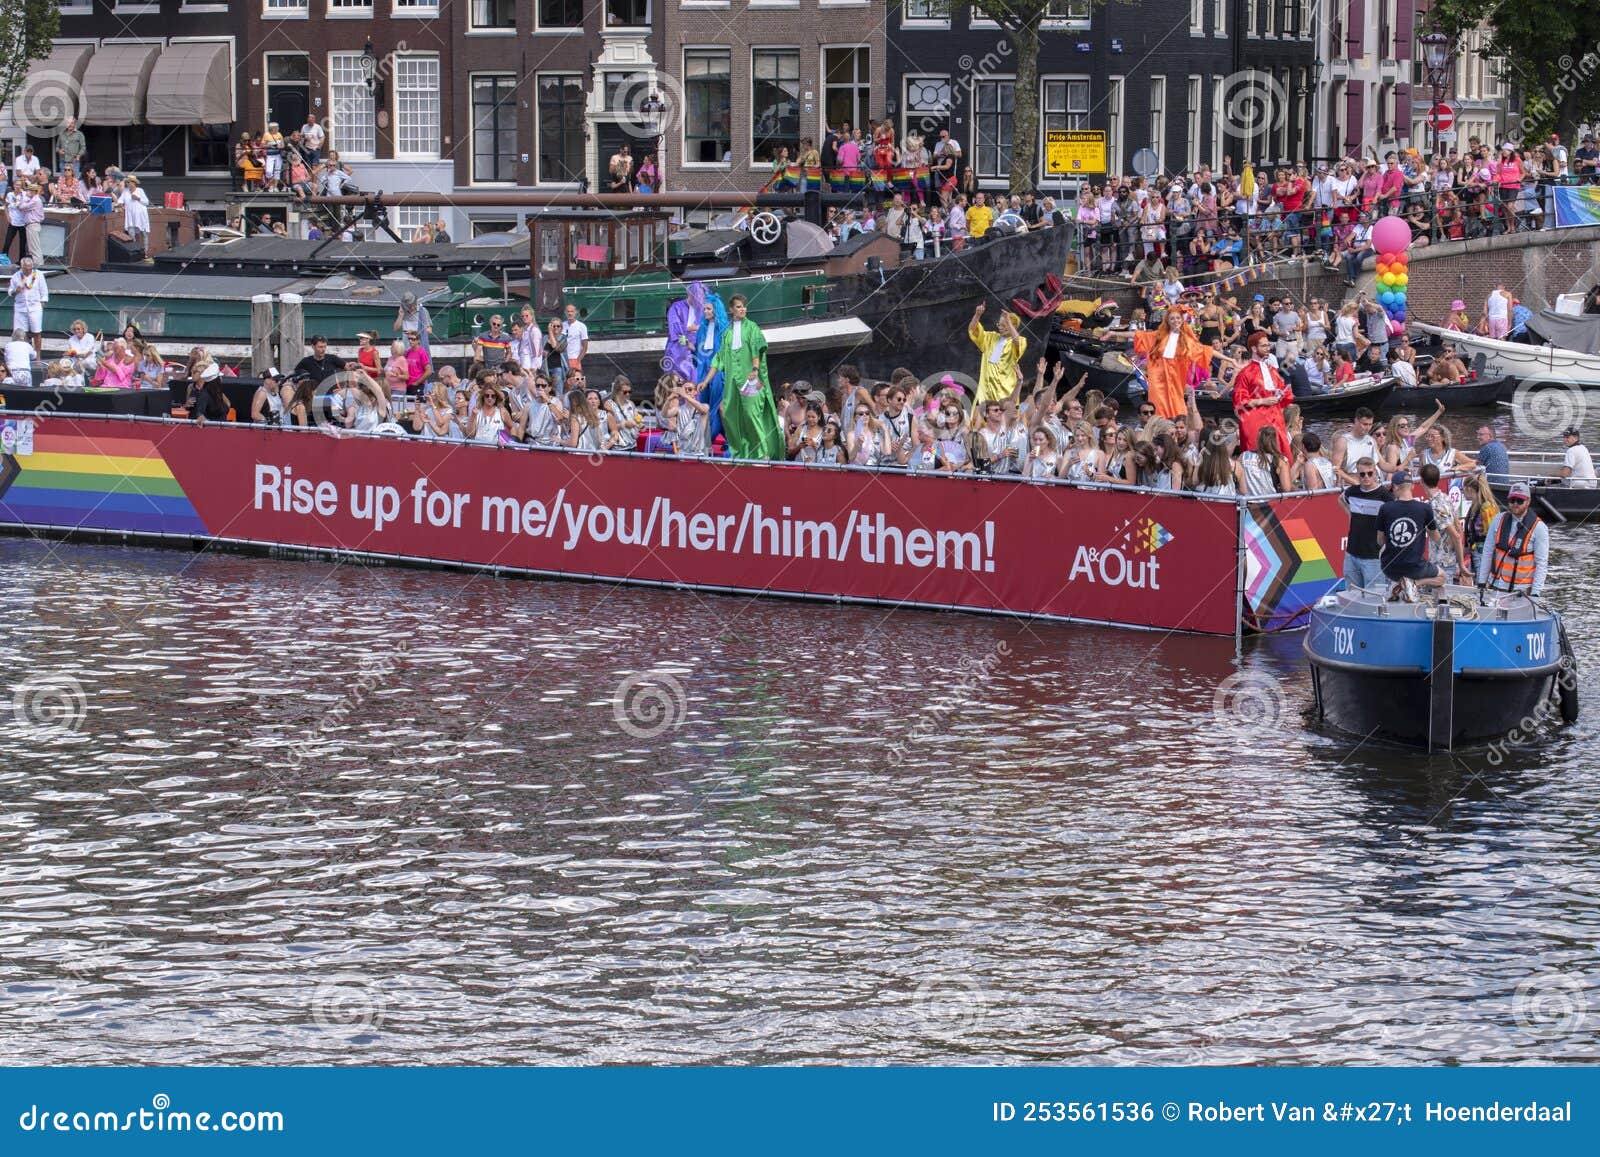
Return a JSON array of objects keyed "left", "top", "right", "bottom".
[{"left": 695, "top": 294, "right": 785, "bottom": 460}]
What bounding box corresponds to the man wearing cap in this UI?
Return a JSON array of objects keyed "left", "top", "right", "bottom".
[
  {"left": 1573, "top": 134, "right": 1598, "bottom": 183},
  {"left": 1553, "top": 425, "right": 1596, "bottom": 488},
  {"left": 1376, "top": 470, "right": 1445, "bottom": 601},
  {"left": 1477, "top": 482, "right": 1548, "bottom": 596},
  {"left": 1231, "top": 329, "right": 1292, "bottom": 451},
  {"left": 250, "top": 368, "right": 286, "bottom": 425},
  {"left": 395, "top": 293, "right": 432, "bottom": 353}
]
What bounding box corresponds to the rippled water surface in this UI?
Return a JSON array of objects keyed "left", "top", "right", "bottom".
[{"left": 1, "top": 526, "right": 1597, "bottom": 1065}]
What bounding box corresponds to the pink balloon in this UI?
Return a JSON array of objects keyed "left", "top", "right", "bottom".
[{"left": 1372, "top": 215, "right": 1411, "bottom": 255}]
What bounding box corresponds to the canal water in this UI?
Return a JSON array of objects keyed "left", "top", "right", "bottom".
[{"left": 1, "top": 404, "right": 1597, "bottom": 1065}]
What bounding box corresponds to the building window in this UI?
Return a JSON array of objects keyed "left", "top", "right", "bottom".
[
  {"left": 392, "top": 0, "right": 437, "bottom": 13},
  {"left": 59, "top": 0, "right": 92, "bottom": 11},
  {"left": 264, "top": 0, "right": 309, "bottom": 13},
  {"left": 394, "top": 55, "right": 441, "bottom": 158},
  {"left": 1186, "top": 76, "right": 1201, "bottom": 171},
  {"left": 605, "top": 0, "right": 648, "bottom": 25},
  {"left": 537, "top": 0, "right": 581, "bottom": 25},
  {"left": 536, "top": 74, "right": 585, "bottom": 183},
  {"left": 470, "top": 0, "right": 515, "bottom": 28},
  {"left": 472, "top": 218, "right": 517, "bottom": 238},
  {"left": 904, "top": 75, "right": 952, "bottom": 143},
  {"left": 391, "top": 207, "right": 433, "bottom": 240},
  {"left": 684, "top": 48, "right": 731, "bottom": 164},
  {"left": 973, "top": 78, "right": 1013, "bottom": 179},
  {"left": 328, "top": 0, "right": 372, "bottom": 12},
  {"left": 120, "top": 125, "right": 164, "bottom": 173},
  {"left": 751, "top": 48, "right": 800, "bottom": 164},
  {"left": 1149, "top": 76, "right": 1166, "bottom": 169},
  {"left": 1042, "top": 78, "right": 1089, "bottom": 134},
  {"left": 824, "top": 47, "right": 870, "bottom": 137},
  {"left": 1190, "top": 0, "right": 1203, "bottom": 33},
  {"left": 1042, "top": 0, "right": 1089, "bottom": 22},
  {"left": 1213, "top": 0, "right": 1225, "bottom": 35},
  {"left": 329, "top": 52, "right": 375, "bottom": 158},
  {"left": 187, "top": 124, "right": 230, "bottom": 173},
  {"left": 472, "top": 75, "right": 518, "bottom": 182},
  {"left": 1210, "top": 75, "right": 1224, "bottom": 167},
  {"left": 903, "top": 0, "right": 942, "bottom": 19},
  {"left": 1105, "top": 76, "right": 1123, "bottom": 176}
]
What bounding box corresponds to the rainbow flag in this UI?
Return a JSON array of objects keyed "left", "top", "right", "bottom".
[
  {"left": 1551, "top": 186, "right": 1600, "bottom": 228},
  {"left": 1241, "top": 507, "right": 1338, "bottom": 628},
  {"left": 0, "top": 427, "right": 206, "bottom": 535}
]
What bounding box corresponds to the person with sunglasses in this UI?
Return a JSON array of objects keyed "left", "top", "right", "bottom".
[
  {"left": 1339, "top": 456, "right": 1394, "bottom": 592},
  {"left": 1476, "top": 482, "right": 1549, "bottom": 597}
]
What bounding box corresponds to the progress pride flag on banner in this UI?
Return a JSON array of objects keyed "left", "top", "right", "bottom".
[{"left": 9, "top": 419, "right": 1246, "bottom": 634}]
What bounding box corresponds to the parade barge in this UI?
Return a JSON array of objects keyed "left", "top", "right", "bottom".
[
  {"left": 0, "top": 413, "right": 1349, "bottom": 639},
  {"left": 1306, "top": 586, "right": 1578, "bottom": 750}
]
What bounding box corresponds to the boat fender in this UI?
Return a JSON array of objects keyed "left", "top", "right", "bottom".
[{"left": 1557, "top": 620, "right": 1580, "bottom": 725}]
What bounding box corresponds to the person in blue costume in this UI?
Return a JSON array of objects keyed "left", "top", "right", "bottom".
[{"left": 687, "top": 286, "right": 729, "bottom": 449}]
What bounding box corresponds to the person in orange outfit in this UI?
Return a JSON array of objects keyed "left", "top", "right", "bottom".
[
  {"left": 1231, "top": 330, "right": 1294, "bottom": 451},
  {"left": 1103, "top": 306, "right": 1219, "bottom": 420}
]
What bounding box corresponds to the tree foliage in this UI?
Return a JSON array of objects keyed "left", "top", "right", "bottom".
[
  {"left": 0, "top": 0, "right": 61, "bottom": 124},
  {"left": 1429, "top": 0, "right": 1600, "bottom": 139}
]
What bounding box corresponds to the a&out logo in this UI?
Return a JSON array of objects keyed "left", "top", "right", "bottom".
[{"left": 1068, "top": 517, "right": 1174, "bottom": 590}]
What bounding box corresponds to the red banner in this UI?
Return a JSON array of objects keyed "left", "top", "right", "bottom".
[{"left": 0, "top": 416, "right": 1301, "bottom": 635}]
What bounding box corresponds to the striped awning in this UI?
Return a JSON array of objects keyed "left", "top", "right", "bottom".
[
  {"left": 146, "top": 41, "right": 233, "bottom": 125},
  {"left": 7, "top": 43, "right": 95, "bottom": 131},
  {"left": 81, "top": 42, "right": 162, "bottom": 127}
]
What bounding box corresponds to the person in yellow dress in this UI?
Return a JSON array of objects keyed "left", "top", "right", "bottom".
[{"left": 968, "top": 302, "right": 1026, "bottom": 427}]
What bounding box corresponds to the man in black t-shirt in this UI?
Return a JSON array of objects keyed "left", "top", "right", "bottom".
[
  {"left": 293, "top": 335, "right": 345, "bottom": 384},
  {"left": 1376, "top": 470, "right": 1444, "bottom": 601},
  {"left": 1574, "top": 135, "right": 1599, "bottom": 183},
  {"left": 1339, "top": 456, "right": 1393, "bottom": 592}
]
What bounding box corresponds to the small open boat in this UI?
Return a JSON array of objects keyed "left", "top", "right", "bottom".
[
  {"left": 1378, "top": 374, "right": 1516, "bottom": 410},
  {"left": 1412, "top": 323, "right": 1600, "bottom": 387},
  {"left": 1307, "top": 584, "right": 1577, "bottom": 750},
  {"left": 1488, "top": 452, "right": 1600, "bottom": 524}
]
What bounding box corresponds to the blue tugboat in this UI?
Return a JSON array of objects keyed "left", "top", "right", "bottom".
[{"left": 1306, "top": 586, "right": 1578, "bottom": 751}]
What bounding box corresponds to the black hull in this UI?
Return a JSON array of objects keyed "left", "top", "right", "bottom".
[
  {"left": 1311, "top": 662, "right": 1557, "bottom": 747},
  {"left": 1379, "top": 375, "right": 1516, "bottom": 410},
  {"left": 1194, "top": 378, "right": 1395, "bottom": 419}
]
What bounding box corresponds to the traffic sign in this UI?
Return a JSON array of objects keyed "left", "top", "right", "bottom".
[
  {"left": 1426, "top": 103, "right": 1455, "bottom": 132},
  {"left": 1045, "top": 129, "right": 1107, "bottom": 176}
]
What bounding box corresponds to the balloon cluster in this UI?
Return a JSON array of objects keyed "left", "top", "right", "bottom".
[{"left": 1371, "top": 215, "right": 1412, "bottom": 325}]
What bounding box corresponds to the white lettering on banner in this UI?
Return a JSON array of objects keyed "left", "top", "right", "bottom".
[
  {"left": 1067, "top": 544, "right": 1161, "bottom": 590},
  {"left": 250, "top": 464, "right": 999, "bottom": 573}
]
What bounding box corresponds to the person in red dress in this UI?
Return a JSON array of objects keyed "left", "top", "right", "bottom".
[{"left": 1231, "top": 329, "right": 1294, "bottom": 451}]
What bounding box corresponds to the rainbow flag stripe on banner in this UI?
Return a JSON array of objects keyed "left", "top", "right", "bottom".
[
  {"left": 0, "top": 426, "right": 206, "bottom": 535},
  {"left": 1241, "top": 506, "right": 1339, "bottom": 629},
  {"left": 1551, "top": 186, "right": 1600, "bottom": 228}
]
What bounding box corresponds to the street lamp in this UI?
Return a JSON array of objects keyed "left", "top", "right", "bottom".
[
  {"left": 1420, "top": 30, "right": 1454, "bottom": 157},
  {"left": 640, "top": 90, "right": 666, "bottom": 193}
]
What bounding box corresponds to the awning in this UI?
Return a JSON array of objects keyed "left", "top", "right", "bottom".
[
  {"left": 81, "top": 42, "right": 162, "bottom": 127},
  {"left": 146, "top": 42, "right": 233, "bottom": 125},
  {"left": 6, "top": 43, "right": 94, "bottom": 130}
]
